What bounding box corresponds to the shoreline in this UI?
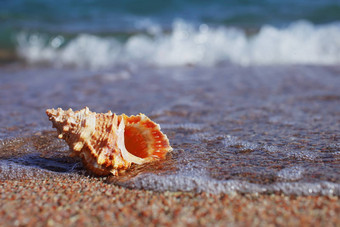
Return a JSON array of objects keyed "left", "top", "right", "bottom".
[
  {"left": 0, "top": 63, "right": 339, "bottom": 225},
  {"left": 1, "top": 176, "right": 339, "bottom": 226}
]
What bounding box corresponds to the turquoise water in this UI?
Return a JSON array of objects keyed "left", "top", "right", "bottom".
[
  {"left": 1, "top": 0, "right": 340, "bottom": 66},
  {"left": 2, "top": 0, "right": 340, "bottom": 31}
]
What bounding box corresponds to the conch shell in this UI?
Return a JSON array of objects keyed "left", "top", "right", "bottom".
[{"left": 46, "top": 107, "right": 172, "bottom": 176}]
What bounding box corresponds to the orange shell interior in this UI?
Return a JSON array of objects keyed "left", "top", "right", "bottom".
[
  {"left": 123, "top": 115, "right": 170, "bottom": 160},
  {"left": 124, "top": 125, "right": 149, "bottom": 158}
]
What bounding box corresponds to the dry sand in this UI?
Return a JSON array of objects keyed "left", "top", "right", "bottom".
[{"left": 1, "top": 175, "right": 339, "bottom": 227}]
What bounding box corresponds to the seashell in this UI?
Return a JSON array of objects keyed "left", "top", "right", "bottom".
[{"left": 46, "top": 107, "right": 172, "bottom": 176}]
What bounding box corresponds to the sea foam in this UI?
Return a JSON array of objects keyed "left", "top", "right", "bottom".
[
  {"left": 119, "top": 170, "right": 340, "bottom": 196},
  {"left": 17, "top": 20, "right": 340, "bottom": 68}
]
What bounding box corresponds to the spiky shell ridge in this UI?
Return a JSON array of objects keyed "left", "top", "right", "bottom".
[{"left": 46, "top": 107, "right": 172, "bottom": 176}]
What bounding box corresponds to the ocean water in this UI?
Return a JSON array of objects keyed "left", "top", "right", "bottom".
[
  {"left": 0, "top": 1, "right": 340, "bottom": 196},
  {"left": 1, "top": 0, "right": 340, "bottom": 67}
]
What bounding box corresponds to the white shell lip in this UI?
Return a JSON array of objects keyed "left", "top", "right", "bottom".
[{"left": 117, "top": 118, "right": 148, "bottom": 165}]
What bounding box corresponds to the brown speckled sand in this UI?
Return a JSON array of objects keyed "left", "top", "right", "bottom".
[
  {"left": 1, "top": 64, "right": 340, "bottom": 226},
  {"left": 1, "top": 175, "right": 339, "bottom": 226}
]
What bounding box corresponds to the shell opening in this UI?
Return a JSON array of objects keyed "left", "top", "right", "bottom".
[
  {"left": 117, "top": 118, "right": 146, "bottom": 165},
  {"left": 124, "top": 125, "right": 149, "bottom": 158}
]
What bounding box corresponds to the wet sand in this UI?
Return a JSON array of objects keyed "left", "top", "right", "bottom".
[
  {"left": 0, "top": 63, "right": 339, "bottom": 225},
  {"left": 1, "top": 176, "right": 339, "bottom": 226}
]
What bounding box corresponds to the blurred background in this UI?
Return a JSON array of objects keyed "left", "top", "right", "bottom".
[{"left": 1, "top": 0, "right": 340, "bottom": 68}]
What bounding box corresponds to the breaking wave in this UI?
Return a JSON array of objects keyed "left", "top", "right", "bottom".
[{"left": 17, "top": 20, "right": 340, "bottom": 68}]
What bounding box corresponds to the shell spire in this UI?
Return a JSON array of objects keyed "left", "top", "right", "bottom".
[{"left": 46, "top": 107, "right": 172, "bottom": 176}]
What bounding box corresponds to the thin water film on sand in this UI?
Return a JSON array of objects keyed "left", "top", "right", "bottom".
[{"left": 0, "top": 65, "right": 339, "bottom": 195}]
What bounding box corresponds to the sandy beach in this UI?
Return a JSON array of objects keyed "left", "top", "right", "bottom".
[
  {"left": 1, "top": 1, "right": 340, "bottom": 226},
  {"left": 1, "top": 176, "right": 339, "bottom": 226},
  {"left": 1, "top": 63, "right": 339, "bottom": 226}
]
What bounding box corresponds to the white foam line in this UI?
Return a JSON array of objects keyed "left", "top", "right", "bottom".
[
  {"left": 277, "top": 166, "right": 305, "bottom": 181},
  {"left": 161, "top": 123, "right": 205, "bottom": 131},
  {"left": 123, "top": 173, "right": 340, "bottom": 196},
  {"left": 16, "top": 20, "right": 340, "bottom": 68}
]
